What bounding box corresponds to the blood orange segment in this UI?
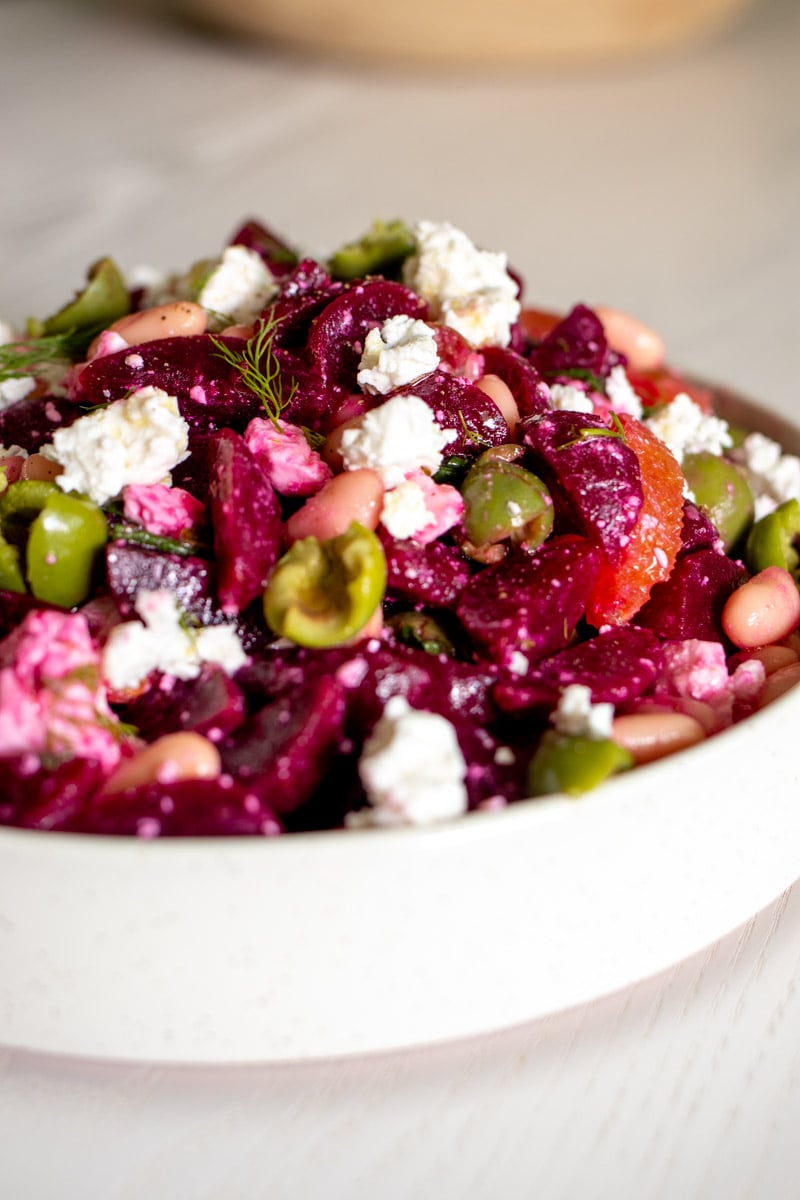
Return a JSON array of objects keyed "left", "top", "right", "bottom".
[
  {"left": 586, "top": 414, "right": 685, "bottom": 626},
  {"left": 627, "top": 366, "right": 714, "bottom": 414}
]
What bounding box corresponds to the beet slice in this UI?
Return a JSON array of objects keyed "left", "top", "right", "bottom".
[
  {"left": 635, "top": 548, "right": 747, "bottom": 642},
  {"left": 495, "top": 626, "right": 664, "bottom": 713},
  {"left": 267, "top": 258, "right": 345, "bottom": 351},
  {"left": 409, "top": 371, "right": 509, "bottom": 454},
  {"left": 456, "top": 536, "right": 601, "bottom": 668},
  {"left": 382, "top": 535, "right": 473, "bottom": 607},
  {"left": 72, "top": 777, "right": 278, "bottom": 837},
  {"left": 229, "top": 218, "right": 298, "bottom": 275},
  {"left": 119, "top": 664, "right": 247, "bottom": 742},
  {"left": 480, "top": 346, "right": 550, "bottom": 419},
  {"left": 74, "top": 335, "right": 264, "bottom": 434},
  {"left": 529, "top": 303, "right": 618, "bottom": 379},
  {"left": 220, "top": 675, "right": 346, "bottom": 814},
  {"left": 106, "top": 543, "right": 217, "bottom": 623},
  {"left": 0, "top": 393, "right": 82, "bottom": 454},
  {"left": 0, "top": 756, "right": 107, "bottom": 830},
  {"left": 307, "top": 278, "right": 428, "bottom": 392},
  {"left": 523, "top": 410, "right": 643, "bottom": 566},
  {"left": 209, "top": 428, "right": 281, "bottom": 615}
]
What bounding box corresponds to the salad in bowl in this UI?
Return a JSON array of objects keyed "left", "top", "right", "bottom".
[{"left": 1, "top": 216, "right": 799, "bottom": 838}]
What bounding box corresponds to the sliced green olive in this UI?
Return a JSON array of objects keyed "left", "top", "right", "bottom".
[
  {"left": 527, "top": 730, "right": 633, "bottom": 798},
  {"left": 745, "top": 498, "right": 800, "bottom": 576},
  {"left": 0, "top": 533, "right": 25, "bottom": 594},
  {"left": 386, "top": 611, "right": 456, "bottom": 656},
  {"left": 0, "top": 479, "right": 60, "bottom": 546},
  {"left": 461, "top": 452, "right": 553, "bottom": 560},
  {"left": 682, "top": 451, "right": 754, "bottom": 552},
  {"left": 328, "top": 219, "right": 416, "bottom": 281},
  {"left": 27, "top": 492, "right": 108, "bottom": 608},
  {"left": 32, "top": 257, "right": 131, "bottom": 350},
  {"left": 264, "top": 521, "right": 386, "bottom": 648}
]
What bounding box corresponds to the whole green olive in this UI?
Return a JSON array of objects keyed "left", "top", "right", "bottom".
[{"left": 682, "top": 451, "right": 754, "bottom": 552}]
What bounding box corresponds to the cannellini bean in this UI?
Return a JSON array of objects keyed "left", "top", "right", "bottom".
[
  {"left": 285, "top": 468, "right": 384, "bottom": 542},
  {"left": 220, "top": 323, "right": 254, "bottom": 339},
  {"left": 100, "top": 732, "right": 221, "bottom": 795},
  {"left": 722, "top": 566, "right": 800, "bottom": 649},
  {"left": 594, "top": 305, "right": 666, "bottom": 373},
  {"left": 21, "top": 453, "right": 61, "bottom": 482},
  {"left": 779, "top": 631, "right": 800, "bottom": 656},
  {"left": 729, "top": 644, "right": 799, "bottom": 675},
  {"left": 106, "top": 301, "right": 208, "bottom": 347},
  {"left": 757, "top": 661, "right": 800, "bottom": 709},
  {"left": 475, "top": 373, "right": 520, "bottom": 435},
  {"left": 611, "top": 712, "right": 706, "bottom": 765}
]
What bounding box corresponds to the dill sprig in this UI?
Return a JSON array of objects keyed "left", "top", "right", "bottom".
[
  {"left": 210, "top": 310, "right": 298, "bottom": 427},
  {"left": 0, "top": 331, "right": 81, "bottom": 384},
  {"left": 559, "top": 412, "right": 628, "bottom": 450}
]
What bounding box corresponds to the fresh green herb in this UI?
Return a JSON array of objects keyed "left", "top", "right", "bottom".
[
  {"left": 559, "top": 414, "right": 627, "bottom": 451},
  {"left": 457, "top": 410, "right": 491, "bottom": 449},
  {"left": 552, "top": 367, "right": 607, "bottom": 393},
  {"left": 210, "top": 310, "right": 297, "bottom": 427},
  {"left": 301, "top": 425, "right": 326, "bottom": 451},
  {"left": 433, "top": 454, "right": 472, "bottom": 487},
  {"left": 0, "top": 330, "right": 86, "bottom": 384},
  {"left": 108, "top": 523, "right": 206, "bottom": 558}
]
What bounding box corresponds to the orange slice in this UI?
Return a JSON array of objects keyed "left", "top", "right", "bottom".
[{"left": 586, "top": 414, "right": 685, "bottom": 626}]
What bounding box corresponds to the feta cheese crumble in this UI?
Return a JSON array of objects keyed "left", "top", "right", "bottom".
[
  {"left": 102, "top": 590, "right": 248, "bottom": 692},
  {"left": 356, "top": 314, "right": 440, "bottom": 395},
  {"left": 402, "top": 220, "right": 520, "bottom": 349},
  {"left": 644, "top": 392, "right": 732, "bottom": 464},
  {"left": 42, "top": 385, "right": 190, "bottom": 505},
  {"left": 605, "top": 365, "right": 643, "bottom": 418},
  {"left": 733, "top": 431, "right": 800, "bottom": 519},
  {"left": 548, "top": 382, "right": 595, "bottom": 414},
  {"left": 339, "top": 392, "right": 457, "bottom": 487},
  {"left": 552, "top": 684, "right": 614, "bottom": 740},
  {"left": 196, "top": 245, "right": 279, "bottom": 328},
  {"left": 380, "top": 478, "right": 436, "bottom": 539},
  {"left": 349, "top": 696, "right": 468, "bottom": 827}
]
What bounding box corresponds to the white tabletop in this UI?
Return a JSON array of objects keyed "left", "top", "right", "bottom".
[{"left": 2, "top": 1, "right": 800, "bottom": 1195}]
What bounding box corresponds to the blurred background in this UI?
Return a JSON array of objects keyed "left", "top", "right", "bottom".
[{"left": 2, "top": 0, "right": 798, "bottom": 410}]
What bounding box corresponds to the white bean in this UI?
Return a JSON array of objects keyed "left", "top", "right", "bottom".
[
  {"left": 594, "top": 305, "right": 665, "bottom": 373},
  {"left": 285, "top": 468, "right": 384, "bottom": 542},
  {"left": 722, "top": 566, "right": 800, "bottom": 649},
  {"left": 611, "top": 712, "right": 706, "bottom": 765},
  {"left": 100, "top": 732, "right": 221, "bottom": 795}
]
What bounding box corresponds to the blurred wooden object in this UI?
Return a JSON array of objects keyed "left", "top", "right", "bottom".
[{"left": 181, "top": 0, "right": 756, "bottom": 65}]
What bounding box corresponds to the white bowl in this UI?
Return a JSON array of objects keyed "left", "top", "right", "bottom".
[{"left": 1, "top": 387, "right": 799, "bottom": 1065}]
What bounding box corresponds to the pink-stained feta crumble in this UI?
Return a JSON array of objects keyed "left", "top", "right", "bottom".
[
  {"left": 380, "top": 469, "right": 464, "bottom": 545},
  {"left": 123, "top": 482, "right": 205, "bottom": 537},
  {"left": 653, "top": 638, "right": 762, "bottom": 729},
  {"left": 0, "top": 610, "right": 124, "bottom": 771},
  {"left": 88, "top": 329, "right": 130, "bottom": 361},
  {"left": 244, "top": 416, "right": 332, "bottom": 497}
]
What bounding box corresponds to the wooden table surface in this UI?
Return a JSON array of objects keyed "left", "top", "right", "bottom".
[{"left": 2, "top": 1, "right": 800, "bottom": 1195}]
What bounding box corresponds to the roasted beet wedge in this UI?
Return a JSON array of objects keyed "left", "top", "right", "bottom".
[
  {"left": 74, "top": 335, "right": 265, "bottom": 434},
  {"left": 382, "top": 535, "right": 473, "bottom": 608},
  {"left": 456, "top": 535, "right": 601, "bottom": 669},
  {"left": 480, "top": 346, "right": 550, "bottom": 419},
  {"left": 72, "top": 777, "right": 279, "bottom": 837},
  {"left": 209, "top": 428, "right": 282, "bottom": 614},
  {"left": 307, "top": 278, "right": 428, "bottom": 393},
  {"left": 529, "top": 303, "right": 620, "bottom": 379},
  {"left": 0, "top": 393, "right": 82, "bottom": 453},
  {"left": 408, "top": 371, "right": 509, "bottom": 454},
  {"left": 220, "top": 675, "right": 346, "bottom": 815},
  {"left": 523, "top": 410, "right": 643, "bottom": 566},
  {"left": 494, "top": 626, "right": 664, "bottom": 713},
  {"left": 635, "top": 548, "right": 747, "bottom": 642}
]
